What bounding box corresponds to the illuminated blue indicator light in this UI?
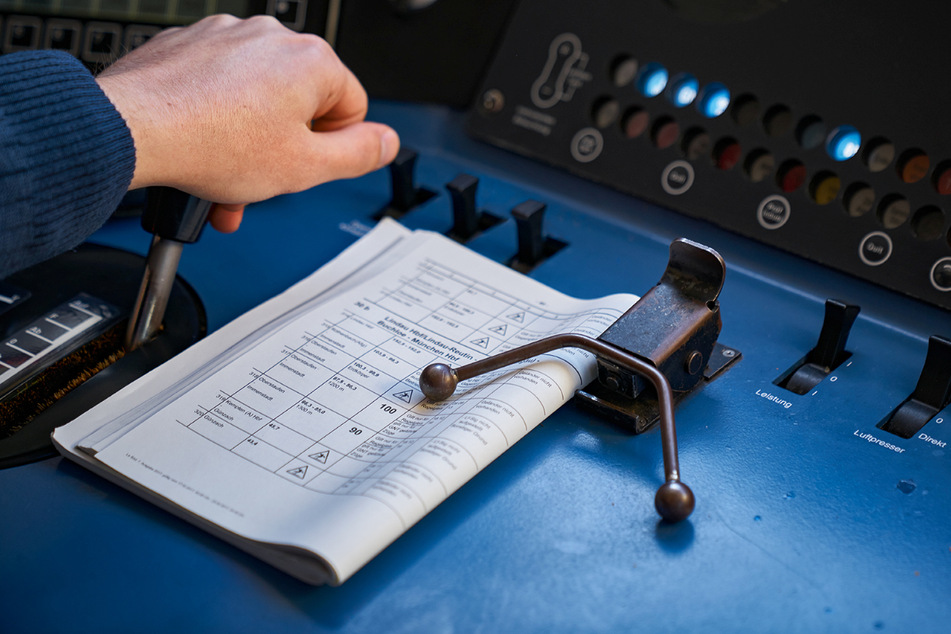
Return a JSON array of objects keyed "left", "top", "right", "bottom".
[
  {"left": 636, "top": 62, "right": 668, "bottom": 98},
  {"left": 697, "top": 82, "right": 731, "bottom": 118},
  {"left": 826, "top": 125, "right": 862, "bottom": 161},
  {"left": 666, "top": 73, "right": 698, "bottom": 107}
]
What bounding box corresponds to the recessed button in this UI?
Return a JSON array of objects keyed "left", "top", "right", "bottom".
[
  {"left": 743, "top": 149, "right": 774, "bottom": 183},
  {"left": 682, "top": 127, "right": 711, "bottom": 161},
  {"left": 777, "top": 160, "right": 807, "bottom": 193},
  {"left": 610, "top": 55, "right": 638, "bottom": 87},
  {"left": 757, "top": 195, "right": 791, "bottom": 230},
  {"left": 877, "top": 194, "right": 910, "bottom": 229},
  {"left": 843, "top": 183, "right": 875, "bottom": 217},
  {"left": 932, "top": 257, "right": 951, "bottom": 291},
  {"left": 713, "top": 138, "right": 741, "bottom": 170},
  {"left": 651, "top": 116, "right": 680, "bottom": 150},
  {"left": 45, "top": 19, "right": 82, "bottom": 55},
  {"left": 859, "top": 231, "right": 892, "bottom": 266},
  {"left": 911, "top": 206, "right": 945, "bottom": 241},
  {"left": 83, "top": 22, "right": 122, "bottom": 63},
  {"left": 661, "top": 160, "right": 695, "bottom": 195},
  {"left": 897, "top": 149, "right": 930, "bottom": 184},
  {"left": 665, "top": 72, "right": 699, "bottom": 107},
  {"left": 826, "top": 125, "right": 861, "bottom": 161},
  {"left": 933, "top": 161, "right": 951, "bottom": 195},
  {"left": 731, "top": 93, "right": 760, "bottom": 126},
  {"left": 810, "top": 172, "right": 841, "bottom": 205},
  {"left": 124, "top": 24, "right": 161, "bottom": 50},
  {"left": 697, "top": 82, "right": 731, "bottom": 118},
  {"left": 591, "top": 96, "right": 620, "bottom": 129},
  {"left": 622, "top": 107, "right": 650, "bottom": 139},
  {"left": 636, "top": 62, "right": 668, "bottom": 97},
  {"left": 4, "top": 16, "right": 41, "bottom": 51},
  {"left": 795, "top": 115, "right": 826, "bottom": 150},
  {"left": 863, "top": 138, "right": 895, "bottom": 172},
  {"left": 763, "top": 104, "right": 793, "bottom": 137},
  {"left": 570, "top": 128, "right": 603, "bottom": 163}
]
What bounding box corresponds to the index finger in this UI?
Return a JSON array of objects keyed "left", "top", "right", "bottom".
[
  {"left": 309, "top": 61, "right": 369, "bottom": 132},
  {"left": 209, "top": 203, "right": 245, "bottom": 233}
]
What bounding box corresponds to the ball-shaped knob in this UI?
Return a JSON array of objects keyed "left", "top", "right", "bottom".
[
  {"left": 654, "top": 480, "right": 695, "bottom": 523},
  {"left": 419, "top": 363, "right": 458, "bottom": 401}
]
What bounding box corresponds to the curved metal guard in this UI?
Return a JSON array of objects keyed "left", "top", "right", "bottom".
[{"left": 419, "top": 333, "right": 695, "bottom": 523}]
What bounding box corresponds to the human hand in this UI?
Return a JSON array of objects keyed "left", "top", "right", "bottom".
[{"left": 96, "top": 14, "right": 399, "bottom": 231}]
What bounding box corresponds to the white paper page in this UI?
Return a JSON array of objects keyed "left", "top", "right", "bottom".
[
  {"left": 54, "top": 219, "right": 415, "bottom": 454},
  {"left": 76, "top": 224, "right": 637, "bottom": 582}
]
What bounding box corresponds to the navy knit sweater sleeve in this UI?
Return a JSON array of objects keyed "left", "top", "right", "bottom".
[{"left": 0, "top": 50, "right": 136, "bottom": 278}]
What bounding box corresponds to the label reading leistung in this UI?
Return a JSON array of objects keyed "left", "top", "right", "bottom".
[{"left": 0, "top": 294, "right": 120, "bottom": 394}]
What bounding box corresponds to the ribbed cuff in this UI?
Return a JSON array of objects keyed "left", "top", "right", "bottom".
[{"left": 0, "top": 50, "right": 135, "bottom": 277}]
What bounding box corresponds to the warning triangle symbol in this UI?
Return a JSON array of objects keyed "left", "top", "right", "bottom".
[
  {"left": 471, "top": 337, "right": 490, "bottom": 348},
  {"left": 507, "top": 311, "right": 525, "bottom": 323},
  {"left": 287, "top": 465, "right": 308, "bottom": 479},
  {"left": 488, "top": 324, "right": 507, "bottom": 336},
  {"left": 393, "top": 389, "right": 413, "bottom": 403},
  {"left": 309, "top": 451, "right": 329, "bottom": 464}
]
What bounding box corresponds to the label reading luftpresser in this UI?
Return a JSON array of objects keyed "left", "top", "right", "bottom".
[{"left": 853, "top": 430, "right": 905, "bottom": 453}]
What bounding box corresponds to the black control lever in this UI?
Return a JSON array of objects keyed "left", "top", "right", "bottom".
[
  {"left": 879, "top": 335, "right": 951, "bottom": 438},
  {"left": 375, "top": 148, "right": 434, "bottom": 219},
  {"left": 125, "top": 187, "right": 211, "bottom": 351},
  {"left": 776, "top": 299, "right": 860, "bottom": 395},
  {"left": 419, "top": 238, "right": 742, "bottom": 523},
  {"left": 445, "top": 174, "right": 502, "bottom": 242},
  {"left": 509, "top": 200, "right": 566, "bottom": 272}
]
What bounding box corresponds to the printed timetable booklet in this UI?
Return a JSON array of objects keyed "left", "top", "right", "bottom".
[{"left": 53, "top": 219, "right": 638, "bottom": 585}]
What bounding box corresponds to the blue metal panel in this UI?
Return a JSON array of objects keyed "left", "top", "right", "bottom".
[{"left": 2, "top": 102, "right": 949, "bottom": 632}]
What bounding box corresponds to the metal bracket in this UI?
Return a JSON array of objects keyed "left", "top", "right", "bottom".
[
  {"left": 576, "top": 238, "right": 741, "bottom": 433},
  {"left": 417, "top": 238, "right": 741, "bottom": 523}
]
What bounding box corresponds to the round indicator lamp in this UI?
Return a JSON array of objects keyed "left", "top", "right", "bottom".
[
  {"left": 636, "top": 62, "right": 669, "bottom": 98},
  {"left": 666, "top": 73, "right": 698, "bottom": 107},
  {"left": 697, "top": 82, "right": 730, "bottom": 118},
  {"left": 826, "top": 125, "right": 861, "bottom": 161}
]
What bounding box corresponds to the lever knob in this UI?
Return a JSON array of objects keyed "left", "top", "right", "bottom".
[{"left": 140, "top": 186, "right": 212, "bottom": 244}]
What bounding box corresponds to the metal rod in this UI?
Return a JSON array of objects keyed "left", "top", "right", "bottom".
[
  {"left": 124, "top": 237, "right": 184, "bottom": 351},
  {"left": 419, "top": 333, "right": 695, "bottom": 521}
]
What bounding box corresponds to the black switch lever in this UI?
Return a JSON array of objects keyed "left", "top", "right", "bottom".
[
  {"left": 445, "top": 174, "right": 502, "bottom": 242},
  {"left": 375, "top": 148, "right": 434, "bottom": 219},
  {"left": 509, "top": 200, "right": 566, "bottom": 272},
  {"left": 879, "top": 335, "right": 951, "bottom": 439},
  {"left": 775, "top": 299, "right": 860, "bottom": 395},
  {"left": 125, "top": 187, "right": 212, "bottom": 351}
]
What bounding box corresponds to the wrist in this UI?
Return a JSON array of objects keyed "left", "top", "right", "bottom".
[{"left": 96, "top": 71, "right": 175, "bottom": 191}]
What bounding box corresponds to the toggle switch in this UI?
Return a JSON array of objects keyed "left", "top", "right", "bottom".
[
  {"left": 775, "top": 299, "right": 860, "bottom": 394},
  {"left": 375, "top": 148, "right": 435, "bottom": 219},
  {"left": 508, "top": 200, "right": 567, "bottom": 272},
  {"left": 878, "top": 335, "right": 951, "bottom": 439},
  {"left": 445, "top": 174, "right": 502, "bottom": 242}
]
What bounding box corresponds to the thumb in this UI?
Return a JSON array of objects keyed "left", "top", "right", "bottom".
[{"left": 303, "top": 123, "right": 400, "bottom": 185}]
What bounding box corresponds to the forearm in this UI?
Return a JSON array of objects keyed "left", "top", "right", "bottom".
[{"left": 0, "top": 50, "right": 135, "bottom": 278}]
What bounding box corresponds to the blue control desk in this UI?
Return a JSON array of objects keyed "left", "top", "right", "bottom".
[{"left": 2, "top": 102, "right": 950, "bottom": 632}]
